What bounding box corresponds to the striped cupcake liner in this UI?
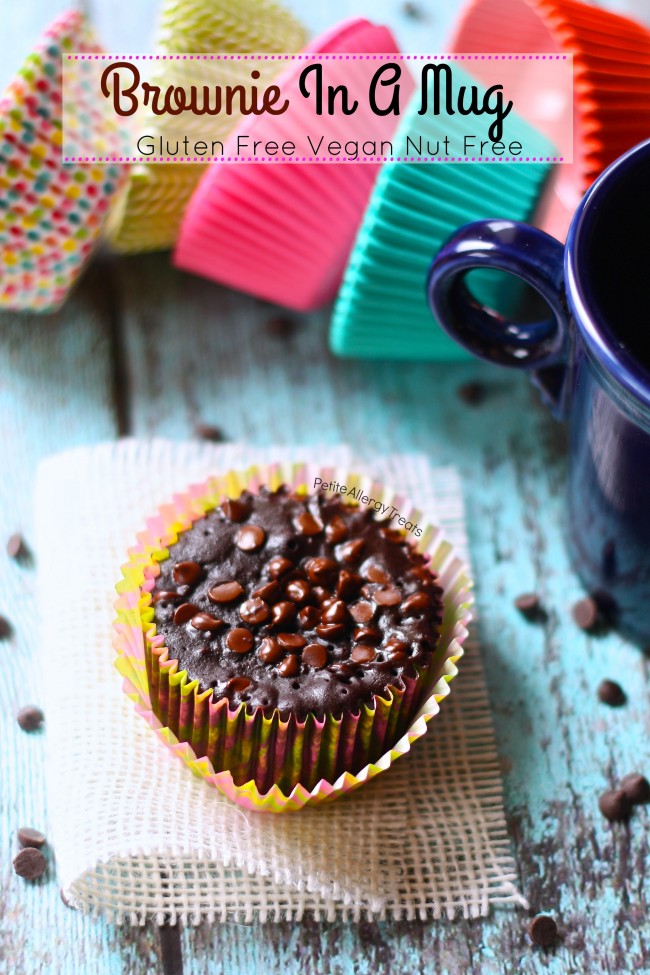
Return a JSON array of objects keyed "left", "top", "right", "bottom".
[{"left": 114, "top": 462, "right": 473, "bottom": 813}]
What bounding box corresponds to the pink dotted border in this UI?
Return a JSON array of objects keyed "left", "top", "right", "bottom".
[{"left": 64, "top": 51, "right": 570, "bottom": 165}]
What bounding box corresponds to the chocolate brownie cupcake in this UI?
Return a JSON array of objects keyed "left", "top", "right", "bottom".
[{"left": 151, "top": 485, "right": 444, "bottom": 722}]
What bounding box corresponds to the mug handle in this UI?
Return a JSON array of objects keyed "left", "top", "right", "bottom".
[{"left": 426, "top": 219, "right": 571, "bottom": 420}]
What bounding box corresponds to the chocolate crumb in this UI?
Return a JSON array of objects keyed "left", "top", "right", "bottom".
[
  {"left": 598, "top": 788, "right": 631, "bottom": 822},
  {"left": 16, "top": 705, "right": 44, "bottom": 732},
  {"left": 457, "top": 381, "right": 487, "bottom": 406},
  {"left": 572, "top": 596, "right": 600, "bottom": 632},
  {"left": 0, "top": 615, "right": 12, "bottom": 639},
  {"left": 13, "top": 847, "right": 47, "bottom": 881},
  {"left": 6, "top": 533, "right": 28, "bottom": 561},
  {"left": 17, "top": 827, "right": 46, "bottom": 849},
  {"left": 266, "top": 315, "right": 297, "bottom": 339},
  {"left": 620, "top": 773, "right": 650, "bottom": 806},
  {"left": 402, "top": 0, "right": 424, "bottom": 18},
  {"left": 527, "top": 913, "right": 558, "bottom": 947},
  {"left": 60, "top": 887, "right": 75, "bottom": 909},
  {"left": 514, "top": 592, "right": 546, "bottom": 622},
  {"left": 194, "top": 423, "right": 226, "bottom": 443},
  {"left": 597, "top": 679, "right": 626, "bottom": 708}
]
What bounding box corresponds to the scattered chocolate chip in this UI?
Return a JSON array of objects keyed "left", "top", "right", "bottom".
[
  {"left": 572, "top": 596, "right": 600, "bottom": 632},
  {"left": 316, "top": 622, "right": 347, "bottom": 640},
  {"left": 13, "top": 847, "right": 47, "bottom": 881},
  {"left": 17, "top": 706, "right": 44, "bottom": 732},
  {"left": 305, "top": 557, "right": 338, "bottom": 585},
  {"left": 173, "top": 602, "right": 200, "bottom": 625},
  {"left": 236, "top": 524, "right": 266, "bottom": 552},
  {"left": 152, "top": 590, "right": 182, "bottom": 605},
  {"left": 527, "top": 913, "right": 558, "bottom": 947},
  {"left": 267, "top": 556, "right": 294, "bottom": 579},
  {"left": 285, "top": 579, "right": 311, "bottom": 604},
  {"left": 294, "top": 511, "right": 323, "bottom": 536},
  {"left": 222, "top": 498, "right": 250, "bottom": 523},
  {"left": 339, "top": 538, "right": 365, "bottom": 563},
  {"left": 321, "top": 599, "right": 349, "bottom": 625},
  {"left": 349, "top": 601, "right": 375, "bottom": 623},
  {"left": 514, "top": 592, "right": 545, "bottom": 621},
  {"left": 271, "top": 601, "right": 296, "bottom": 626},
  {"left": 385, "top": 638, "right": 409, "bottom": 655},
  {"left": 353, "top": 625, "right": 381, "bottom": 645},
  {"left": 325, "top": 516, "right": 348, "bottom": 544},
  {"left": 388, "top": 649, "right": 407, "bottom": 663},
  {"left": 208, "top": 581, "right": 244, "bottom": 603},
  {"left": 298, "top": 605, "right": 321, "bottom": 629},
  {"left": 252, "top": 580, "right": 281, "bottom": 602},
  {"left": 172, "top": 561, "right": 202, "bottom": 586},
  {"left": 365, "top": 564, "right": 391, "bottom": 585},
  {"left": 225, "top": 675, "right": 252, "bottom": 695},
  {"left": 239, "top": 598, "right": 270, "bottom": 626},
  {"left": 401, "top": 591, "right": 432, "bottom": 617},
  {"left": 0, "top": 615, "right": 13, "bottom": 639},
  {"left": 382, "top": 528, "right": 404, "bottom": 544},
  {"left": 226, "top": 628, "right": 254, "bottom": 654},
  {"left": 191, "top": 612, "right": 224, "bottom": 632},
  {"left": 278, "top": 654, "right": 300, "bottom": 677},
  {"left": 17, "top": 827, "right": 46, "bottom": 849},
  {"left": 311, "top": 586, "right": 329, "bottom": 605},
  {"left": 373, "top": 586, "right": 402, "bottom": 607},
  {"left": 266, "top": 315, "right": 297, "bottom": 339},
  {"left": 598, "top": 788, "right": 631, "bottom": 822},
  {"left": 336, "top": 570, "right": 362, "bottom": 600},
  {"left": 277, "top": 633, "right": 306, "bottom": 650},
  {"left": 259, "top": 637, "right": 283, "bottom": 664},
  {"left": 351, "top": 645, "right": 376, "bottom": 664},
  {"left": 457, "top": 380, "right": 487, "bottom": 406},
  {"left": 194, "top": 423, "right": 226, "bottom": 443},
  {"left": 6, "top": 533, "right": 28, "bottom": 561},
  {"left": 597, "top": 679, "right": 627, "bottom": 708},
  {"left": 620, "top": 773, "right": 650, "bottom": 806},
  {"left": 60, "top": 887, "right": 75, "bottom": 909},
  {"left": 302, "top": 643, "right": 328, "bottom": 669}
]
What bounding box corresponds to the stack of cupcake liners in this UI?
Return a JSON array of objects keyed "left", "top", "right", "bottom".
[
  {"left": 104, "top": 0, "right": 307, "bottom": 254},
  {"left": 0, "top": 10, "right": 125, "bottom": 312},
  {"left": 450, "top": 0, "right": 650, "bottom": 239},
  {"left": 330, "top": 66, "right": 555, "bottom": 361},
  {"left": 173, "top": 19, "right": 411, "bottom": 311}
]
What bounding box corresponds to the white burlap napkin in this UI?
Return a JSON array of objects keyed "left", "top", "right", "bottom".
[{"left": 34, "top": 439, "right": 526, "bottom": 924}]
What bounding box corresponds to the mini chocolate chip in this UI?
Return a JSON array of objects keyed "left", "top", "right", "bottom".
[
  {"left": 321, "top": 599, "right": 349, "bottom": 625},
  {"left": 278, "top": 654, "right": 300, "bottom": 677},
  {"left": 316, "top": 622, "right": 347, "bottom": 640},
  {"left": 351, "top": 644, "right": 376, "bottom": 663},
  {"left": 6, "top": 533, "right": 28, "bottom": 560},
  {"left": 302, "top": 643, "right": 328, "bottom": 669},
  {"left": 221, "top": 498, "right": 250, "bottom": 523},
  {"left": 338, "top": 538, "right": 365, "bottom": 563},
  {"left": 240, "top": 598, "right": 270, "bottom": 625},
  {"left": 401, "top": 591, "right": 432, "bottom": 617},
  {"left": 226, "top": 628, "right": 254, "bottom": 654},
  {"left": 373, "top": 587, "right": 402, "bottom": 607},
  {"left": 285, "top": 579, "right": 311, "bottom": 604},
  {"left": 349, "top": 601, "right": 375, "bottom": 623},
  {"left": 0, "top": 615, "right": 13, "bottom": 639},
  {"left": 191, "top": 613, "right": 224, "bottom": 632},
  {"left": 208, "top": 581, "right": 244, "bottom": 603},
  {"left": 259, "top": 637, "right": 283, "bottom": 664},
  {"left": 225, "top": 675, "right": 252, "bottom": 695},
  {"left": 17, "top": 827, "right": 46, "bottom": 849},
  {"left": 152, "top": 590, "right": 183, "bottom": 605},
  {"left": 385, "top": 638, "right": 409, "bottom": 654},
  {"left": 353, "top": 625, "right": 381, "bottom": 644},
  {"left": 382, "top": 529, "right": 404, "bottom": 544},
  {"left": 388, "top": 649, "right": 407, "bottom": 663},
  {"left": 277, "top": 633, "right": 306, "bottom": 650},
  {"left": 597, "top": 679, "right": 627, "bottom": 707},
  {"left": 236, "top": 524, "right": 266, "bottom": 552},
  {"left": 194, "top": 423, "right": 225, "bottom": 442},
  {"left": 365, "top": 564, "right": 391, "bottom": 585},
  {"left": 271, "top": 601, "right": 296, "bottom": 626},
  {"left": 267, "top": 556, "right": 294, "bottom": 579},
  {"left": 266, "top": 315, "right": 297, "bottom": 338},
  {"left": 412, "top": 565, "right": 439, "bottom": 585},
  {"left": 336, "top": 570, "right": 362, "bottom": 600},
  {"left": 621, "top": 773, "right": 650, "bottom": 806},
  {"left": 294, "top": 511, "right": 323, "bottom": 536},
  {"left": 514, "top": 592, "right": 546, "bottom": 622},
  {"left": 172, "top": 560, "right": 202, "bottom": 586},
  {"left": 298, "top": 605, "right": 321, "bottom": 629},
  {"left": 527, "top": 914, "right": 558, "bottom": 947},
  {"left": 173, "top": 602, "right": 200, "bottom": 625},
  {"left": 13, "top": 847, "right": 47, "bottom": 881},
  {"left": 325, "top": 516, "right": 348, "bottom": 544},
  {"left": 312, "top": 586, "right": 329, "bottom": 605},
  {"left": 572, "top": 596, "right": 600, "bottom": 631},
  {"left": 304, "top": 557, "right": 338, "bottom": 585},
  {"left": 457, "top": 380, "right": 487, "bottom": 406},
  {"left": 17, "top": 706, "right": 44, "bottom": 732},
  {"left": 253, "top": 580, "right": 281, "bottom": 602},
  {"left": 598, "top": 788, "right": 631, "bottom": 822}
]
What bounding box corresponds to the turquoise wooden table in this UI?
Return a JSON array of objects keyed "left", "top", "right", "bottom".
[{"left": 2, "top": 1, "right": 650, "bottom": 972}]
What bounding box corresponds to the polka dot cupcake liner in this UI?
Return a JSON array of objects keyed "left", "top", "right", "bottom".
[{"left": 113, "top": 462, "right": 472, "bottom": 813}]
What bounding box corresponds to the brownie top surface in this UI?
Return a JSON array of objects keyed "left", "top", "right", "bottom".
[{"left": 151, "top": 486, "right": 444, "bottom": 718}]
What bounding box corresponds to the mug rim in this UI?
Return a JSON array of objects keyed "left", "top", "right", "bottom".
[{"left": 566, "top": 137, "right": 650, "bottom": 415}]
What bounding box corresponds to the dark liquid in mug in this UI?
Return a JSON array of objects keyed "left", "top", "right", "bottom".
[{"left": 588, "top": 154, "right": 650, "bottom": 369}]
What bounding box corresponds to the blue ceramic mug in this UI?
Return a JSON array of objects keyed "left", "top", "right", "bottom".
[{"left": 427, "top": 139, "right": 650, "bottom": 645}]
